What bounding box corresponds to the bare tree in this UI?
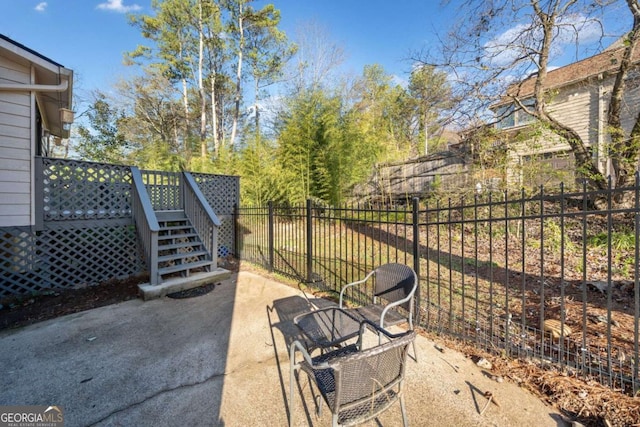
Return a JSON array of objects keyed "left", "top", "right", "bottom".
[
  {"left": 286, "top": 21, "right": 346, "bottom": 94},
  {"left": 419, "top": 0, "right": 639, "bottom": 197},
  {"left": 608, "top": 0, "right": 640, "bottom": 192}
]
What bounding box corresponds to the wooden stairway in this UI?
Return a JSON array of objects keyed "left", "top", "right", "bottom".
[{"left": 156, "top": 210, "right": 213, "bottom": 280}]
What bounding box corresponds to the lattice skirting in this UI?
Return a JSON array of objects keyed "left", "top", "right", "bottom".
[
  {"left": 1, "top": 224, "right": 145, "bottom": 297},
  {"left": 217, "top": 215, "right": 235, "bottom": 257}
]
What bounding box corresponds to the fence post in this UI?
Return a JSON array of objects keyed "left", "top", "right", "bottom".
[
  {"left": 34, "top": 156, "right": 44, "bottom": 231},
  {"left": 412, "top": 197, "right": 420, "bottom": 276},
  {"left": 268, "top": 201, "right": 274, "bottom": 273},
  {"left": 233, "top": 203, "right": 238, "bottom": 257},
  {"left": 412, "top": 197, "right": 421, "bottom": 325},
  {"left": 635, "top": 171, "right": 640, "bottom": 396},
  {"left": 306, "top": 199, "right": 313, "bottom": 283}
]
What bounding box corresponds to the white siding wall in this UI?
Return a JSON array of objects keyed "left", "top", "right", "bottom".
[
  {"left": 620, "top": 74, "right": 640, "bottom": 134},
  {"left": 0, "top": 54, "right": 33, "bottom": 227},
  {"left": 506, "top": 80, "right": 605, "bottom": 186},
  {"left": 546, "top": 81, "right": 597, "bottom": 146}
]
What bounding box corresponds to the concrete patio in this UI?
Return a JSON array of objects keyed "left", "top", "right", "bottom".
[{"left": 0, "top": 269, "right": 566, "bottom": 426}]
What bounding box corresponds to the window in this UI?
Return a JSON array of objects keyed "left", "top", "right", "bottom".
[
  {"left": 520, "top": 150, "right": 576, "bottom": 188},
  {"left": 517, "top": 98, "right": 535, "bottom": 125},
  {"left": 495, "top": 98, "right": 536, "bottom": 129},
  {"left": 495, "top": 104, "right": 515, "bottom": 129}
]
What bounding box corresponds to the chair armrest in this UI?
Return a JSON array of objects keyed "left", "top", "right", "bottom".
[
  {"left": 358, "top": 319, "right": 414, "bottom": 343},
  {"left": 379, "top": 282, "right": 417, "bottom": 328},
  {"left": 339, "top": 270, "right": 376, "bottom": 308},
  {"left": 289, "top": 339, "right": 315, "bottom": 368},
  {"left": 379, "top": 294, "right": 414, "bottom": 328}
]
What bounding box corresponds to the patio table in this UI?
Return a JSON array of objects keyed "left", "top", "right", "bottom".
[{"left": 293, "top": 306, "right": 362, "bottom": 352}]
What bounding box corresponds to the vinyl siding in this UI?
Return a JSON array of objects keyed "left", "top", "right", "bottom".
[
  {"left": 0, "top": 54, "right": 32, "bottom": 227},
  {"left": 620, "top": 75, "right": 640, "bottom": 134},
  {"left": 546, "top": 81, "right": 595, "bottom": 145}
]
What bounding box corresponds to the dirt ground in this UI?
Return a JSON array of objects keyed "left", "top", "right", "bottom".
[{"left": 1, "top": 259, "right": 639, "bottom": 427}]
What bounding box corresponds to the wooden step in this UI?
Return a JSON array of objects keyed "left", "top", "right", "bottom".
[
  {"left": 156, "top": 210, "right": 187, "bottom": 221},
  {"left": 158, "top": 222, "right": 187, "bottom": 228},
  {"left": 158, "top": 232, "right": 199, "bottom": 241},
  {"left": 158, "top": 249, "right": 209, "bottom": 263},
  {"left": 159, "top": 224, "right": 193, "bottom": 232},
  {"left": 159, "top": 260, "right": 213, "bottom": 276},
  {"left": 158, "top": 241, "right": 204, "bottom": 251}
]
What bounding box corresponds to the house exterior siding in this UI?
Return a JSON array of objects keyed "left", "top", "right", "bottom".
[
  {"left": 546, "top": 80, "right": 595, "bottom": 145},
  {"left": 491, "top": 41, "right": 640, "bottom": 188},
  {"left": 0, "top": 53, "right": 32, "bottom": 227},
  {"left": 620, "top": 73, "right": 640, "bottom": 134}
]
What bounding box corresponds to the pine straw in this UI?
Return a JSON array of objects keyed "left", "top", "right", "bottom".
[{"left": 422, "top": 331, "right": 640, "bottom": 427}]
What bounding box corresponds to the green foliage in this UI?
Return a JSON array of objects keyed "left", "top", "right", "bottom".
[
  {"left": 275, "top": 88, "right": 379, "bottom": 206},
  {"left": 129, "top": 139, "right": 185, "bottom": 171},
  {"left": 588, "top": 231, "right": 636, "bottom": 251},
  {"left": 408, "top": 64, "right": 453, "bottom": 156},
  {"left": 236, "top": 137, "right": 291, "bottom": 205},
  {"left": 75, "top": 93, "right": 129, "bottom": 164},
  {"left": 70, "top": 5, "right": 459, "bottom": 210}
]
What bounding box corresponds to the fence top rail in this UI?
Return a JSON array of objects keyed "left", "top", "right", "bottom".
[{"left": 421, "top": 182, "right": 639, "bottom": 211}]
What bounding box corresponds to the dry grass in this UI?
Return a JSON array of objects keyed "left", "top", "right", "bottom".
[{"left": 425, "top": 330, "right": 640, "bottom": 427}]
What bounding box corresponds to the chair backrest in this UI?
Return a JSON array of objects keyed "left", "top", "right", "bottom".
[
  {"left": 373, "top": 263, "right": 417, "bottom": 312},
  {"left": 327, "top": 330, "right": 416, "bottom": 423}
]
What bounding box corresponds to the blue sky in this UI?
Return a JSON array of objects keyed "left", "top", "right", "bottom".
[
  {"left": 0, "top": 1, "right": 454, "bottom": 98},
  {"left": 0, "top": 0, "right": 629, "bottom": 106}
]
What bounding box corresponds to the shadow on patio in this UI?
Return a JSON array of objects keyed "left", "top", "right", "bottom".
[{"left": 0, "top": 269, "right": 565, "bottom": 426}]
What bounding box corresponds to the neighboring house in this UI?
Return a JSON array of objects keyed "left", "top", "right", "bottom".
[
  {"left": 0, "top": 34, "right": 73, "bottom": 228},
  {"left": 491, "top": 39, "right": 640, "bottom": 188}
]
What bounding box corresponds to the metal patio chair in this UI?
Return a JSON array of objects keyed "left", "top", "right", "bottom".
[
  {"left": 289, "top": 321, "right": 416, "bottom": 427},
  {"left": 338, "top": 263, "right": 418, "bottom": 358}
]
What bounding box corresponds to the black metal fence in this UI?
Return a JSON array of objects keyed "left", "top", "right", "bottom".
[{"left": 236, "top": 177, "right": 640, "bottom": 395}]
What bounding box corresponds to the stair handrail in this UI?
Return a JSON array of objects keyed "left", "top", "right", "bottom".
[
  {"left": 183, "top": 172, "right": 221, "bottom": 269},
  {"left": 131, "top": 166, "right": 160, "bottom": 285}
]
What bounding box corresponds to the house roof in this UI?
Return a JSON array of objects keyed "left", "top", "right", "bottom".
[
  {"left": 500, "top": 39, "right": 640, "bottom": 103},
  {"left": 0, "top": 34, "right": 73, "bottom": 138},
  {"left": 0, "top": 34, "right": 64, "bottom": 68}
]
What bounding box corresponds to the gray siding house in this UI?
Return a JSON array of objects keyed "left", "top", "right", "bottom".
[
  {"left": 0, "top": 34, "right": 73, "bottom": 228},
  {"left": 491, "top": 39, "right": 640, "bottom": 187}
]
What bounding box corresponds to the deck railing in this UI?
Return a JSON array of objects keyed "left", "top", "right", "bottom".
[
  {"left": 183, "top": 172, "right": 221, "bottom": 268},
  {"left": 141, "top": 169, "right": 183, "bottom": 211},
  {"left": 131, "top": 167, "right": 160, "bottom": 285}
]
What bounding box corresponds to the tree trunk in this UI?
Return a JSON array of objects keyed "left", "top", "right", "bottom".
[
  {"left": 530, "top": 2, "right": 607, "bottom": 191},
  {"left": 182, "top": 77, "right": 191, "bottom": 158},
  {"left": 198, "top": 0, "right": 207, "bottom": 160},
  {"left": 230, "top": 3, "right": 244, "bottom": 147},
  {"left": 254, "top": 77, "right": 260, "bottom": 138},
  {"left": 211, "top": 74, "right": 219, "bottom": 154},
  {"left": 609, "top": 3, "right": 640, "bottom": 191}
]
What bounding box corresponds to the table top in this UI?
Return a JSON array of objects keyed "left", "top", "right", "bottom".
[{"left": 293, "top": 306, "right": 362, "bottom": 350}]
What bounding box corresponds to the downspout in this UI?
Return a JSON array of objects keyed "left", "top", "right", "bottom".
[{"left": 0, "top": 80, "right": 69, "bottom": 92}]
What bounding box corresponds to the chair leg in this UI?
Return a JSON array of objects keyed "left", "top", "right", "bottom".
[
  {"left": 400, "top": 395, "right": 408, "bottom": 427},
  {"left": 316, "top": 394, "right": 323, "bottom": 417},
  {"left": 409, "top": 318, "right": 418, "bottom": 362},
  {"left": 411, "top": 339, "right": 418, "bottom": 362},
  {"left": 289, "top": 361, "right": 295, "bottom": 427}
]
